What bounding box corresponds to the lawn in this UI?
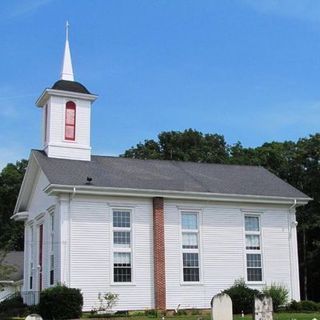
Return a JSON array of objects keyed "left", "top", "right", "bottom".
[
  {"left": 7, "top": 312, "right": 320, "bottom": 320},
  {"left": 81, "top": 313, "right": 320, "bottom": 320}
]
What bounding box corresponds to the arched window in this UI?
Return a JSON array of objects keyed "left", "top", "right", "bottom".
[{"left": 65, "top": 101, "right": 76, "bottom": 140}]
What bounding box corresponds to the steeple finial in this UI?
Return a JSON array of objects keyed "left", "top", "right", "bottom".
[{"left": 61, "top": 21, "right": 74, "bottom": 81}]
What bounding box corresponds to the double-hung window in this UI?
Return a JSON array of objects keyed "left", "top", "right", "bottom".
[
  {"left": 245, "top": 215, "right": 262, "bottom": 282},
  {"left": 49, "top": 214, "right": 55, "bottom": 286},
  {"left": 181, "top": 212, "right": 200, "bottom": 282},
  {"left": 113, "top": 210, "right": 132, "bottom": 283},
  {"left": 29, "top": 225, "right": 34, "bottom": 290}
]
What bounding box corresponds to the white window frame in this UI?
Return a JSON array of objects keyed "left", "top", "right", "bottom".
[
  {"left": 111, "top": 207, "right": 134, "bottom": 285},
  {"left": 244, "top": 213, "right": 264, "bottom": 283},
  {"left": 180, "top": 210, "right": 202, "bottom": 284}
]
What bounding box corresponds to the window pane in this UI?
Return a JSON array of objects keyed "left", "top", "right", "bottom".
[
  {"left": 114, "top": 267, "right": 131, "bottom": 282},
  {"left": 113, "top": 211, "right": 130, "bottom": 228},
  {"left": 247, "top": 268, "right": 262, "bottom": 281},
  {"left": 245, "top": 216, "right": 259, "bottom": 231},
  {"left": 183, "top": 253, "right": 199, "bottom": 267},
  {"left": 66, "top": 106, "right": 75, "bottom": 125},
  {"left": 114, "top": 252, "right": 131, "bottom": 265},
  {"left": 182, "top": 213, "right": 197, "bottom": 230},
  {"left": 114, "top": 231, "right": 130, "bottom": 248},
  {"left": 246, "top": 235, "right": 260, "bottom": 250},
  {"left": 183, "top": 268, "right": 200, "bottom": 282},
  {"left": 247, "top": 254, "right": 261, "bottom": 268},
  {"left": 182, "top": 233, "right": 198, "bottom": 249},
  {"left": 50, "top": 255, "right": 54, "bottom": 269},
  {"left": 65, "top": 125, "right": 75, "bottom": 139}
]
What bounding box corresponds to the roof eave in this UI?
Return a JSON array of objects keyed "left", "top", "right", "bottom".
[
  {"left": 44, "top": 184, "right": 311, "bottom": 206},
  {"left": 36, "top": 88, "right": 98, "bottom": 107}
]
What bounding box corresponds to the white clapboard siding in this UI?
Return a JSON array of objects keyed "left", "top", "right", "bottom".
[
  {"left": 164, "top": 200, "right": 244, "bottom": 309},
  {"left": 70, "top": 197, "right": 154, "bottom": 311},
  {"left": 164, "top": 200, "right": 295, "bottom": 310},
  {"left": 261, "top": 210, "right": 291, "bottom": 290}
]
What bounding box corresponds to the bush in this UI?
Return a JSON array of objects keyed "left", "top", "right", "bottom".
[
  {"left": 262, "top": 283, "right": 289, "bottom": 311},
  {"left": 287, "top": 300, "right": 320, "bottom": 312},
  {"left": 39, "top": 284, "right": 83, "bottom": 320},
  {"left": 0, "top": 294, "right": 30, "bottom": 318},
  {"left": 223, "top": 278, "right": 260, "bottom": 314}
]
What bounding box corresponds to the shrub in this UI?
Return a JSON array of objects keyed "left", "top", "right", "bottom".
[
  {"left": 223, "top": 278, "right": 260, "bottom": 314},
  {"left": 39, "top": 284, "right": 83, "bottom": 320},
  {"left": 0, "top": 294, "right": 30, "bottom": 318},
  {"left": 262, "top": 283, "right": 289, "bottom": 311},
  {"left": 287, "top": 300, "right": 320, "bottom": 312}
]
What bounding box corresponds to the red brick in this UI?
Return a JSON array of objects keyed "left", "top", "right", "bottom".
[{"left": 153, "top": 197, "right": 166, "bottom": 311}]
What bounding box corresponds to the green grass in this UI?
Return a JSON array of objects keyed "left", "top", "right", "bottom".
[
  {"left": 7, "top": 312, "right": 320, "bottom": 320},
  {"left": 82, "top": 313, "right": 320, "bottom": 320}
]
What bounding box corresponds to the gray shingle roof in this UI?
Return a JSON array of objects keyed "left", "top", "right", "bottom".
[
  {"left": 32, "top": 150, "right": 309, "bottom": 199},
  {"left": 52, "top": 80, "right": 91, "bottom": 94}
]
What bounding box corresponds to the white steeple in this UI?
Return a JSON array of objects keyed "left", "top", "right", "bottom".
[{"left": 61, "top": 21, "right": 74, "bottom": 81}]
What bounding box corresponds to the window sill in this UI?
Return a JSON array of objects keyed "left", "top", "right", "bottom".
[
  {"left": 246, "top": 281, "right": 266, "bottom": 285},
  {"left": 180, "top": 282, "right": 204, "bottom": 286},
  {"left": 110, "top": 282, "right": 136, "bottom": 287}
]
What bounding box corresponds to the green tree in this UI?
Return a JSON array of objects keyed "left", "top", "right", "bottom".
[
  {"left": 0, "top": 160, "right": 28, "bottom": 251},
  {"left": 122, "top": 129, "right": 229, "bottom": 163}
]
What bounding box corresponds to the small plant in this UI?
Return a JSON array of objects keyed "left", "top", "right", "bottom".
[
  {"left": 223, "top": 278, "right": 260, "bottom": 314},
  {"left": 96, "top": 292, "right": 119, "bottom": 313},
  {"left": 176, "top": 309, "right": 187, "bottom": 316},
  {"left": 262, "top": 283, "right": 289, "bottom": 311},
  {"left": 145, "top": 308, "right": 158, "bottom": 317}
]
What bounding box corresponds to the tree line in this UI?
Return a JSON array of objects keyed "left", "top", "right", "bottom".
[{"left": 0, "top": 129, "right": 319, "bottom": 300}]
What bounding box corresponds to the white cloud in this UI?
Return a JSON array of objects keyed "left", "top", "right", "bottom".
[
  {"left": 1, "top": 0, "right": 53, "bottom": 20},
  {"left": 241, "top": 0, "right": 320, "bottom": 23}
]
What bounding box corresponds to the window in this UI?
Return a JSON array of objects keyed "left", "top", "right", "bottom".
[
  {"left": 49, "top": 214, "right": 55, "bottom": 286},
  {"left": 113, "top": 210, "right": 132, "bottom": 282},
  {"left": 65, "top": 101, "right": 76, "bottom": 140},
  {"left": 245, "top": 215, "right": 262, "bottom": 282},
  {"left": 29, "top": 225, "right": 34, "bottom": 290},
  {"left": 181, "top": 212, "right": 200, "bottom": 282}
]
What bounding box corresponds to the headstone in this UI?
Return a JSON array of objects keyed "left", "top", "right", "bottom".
[
  {"left": 211, "top": 293, "right": 233, "bottom": 320},
  {"left": 254, "top": 296, "right": 273, "bottom": 320},
  {"left": 25, "top": 314, "right": 43, "bottom": 320}
]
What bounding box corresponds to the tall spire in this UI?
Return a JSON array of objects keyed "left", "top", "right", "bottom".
[{"left": 61, "top": 21, "right": 74, "bottom": 81}]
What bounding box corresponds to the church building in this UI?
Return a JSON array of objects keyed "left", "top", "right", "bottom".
[{"left": 13, "top": 28, "right": 310, "bottom": 311}]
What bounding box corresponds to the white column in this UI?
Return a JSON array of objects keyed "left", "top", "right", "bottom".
[
  {"left": 59, "top": 195, "right": 71, "bottom": 286},
  {"left": 289, "top": 210, "right": 300, "bottom": 301}
]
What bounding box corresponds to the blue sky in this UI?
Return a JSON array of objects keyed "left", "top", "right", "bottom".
[{"left": 1, "top": 0, "right": 320, "bottom": 168}]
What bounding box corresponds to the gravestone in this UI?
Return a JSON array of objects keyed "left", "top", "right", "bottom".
[
  {"left": 254, "top": 296, "right": 273, "bottom": 320},
  {"left": 25, "top": 315, "right": 43, "bottom": 320},
  {"left": 211, "top": 293, "right": 233, "bottom": 320}
]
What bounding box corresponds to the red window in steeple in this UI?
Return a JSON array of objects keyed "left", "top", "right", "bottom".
[{"left": 65, "top": 101, "right": 76, "bottom": 140}]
